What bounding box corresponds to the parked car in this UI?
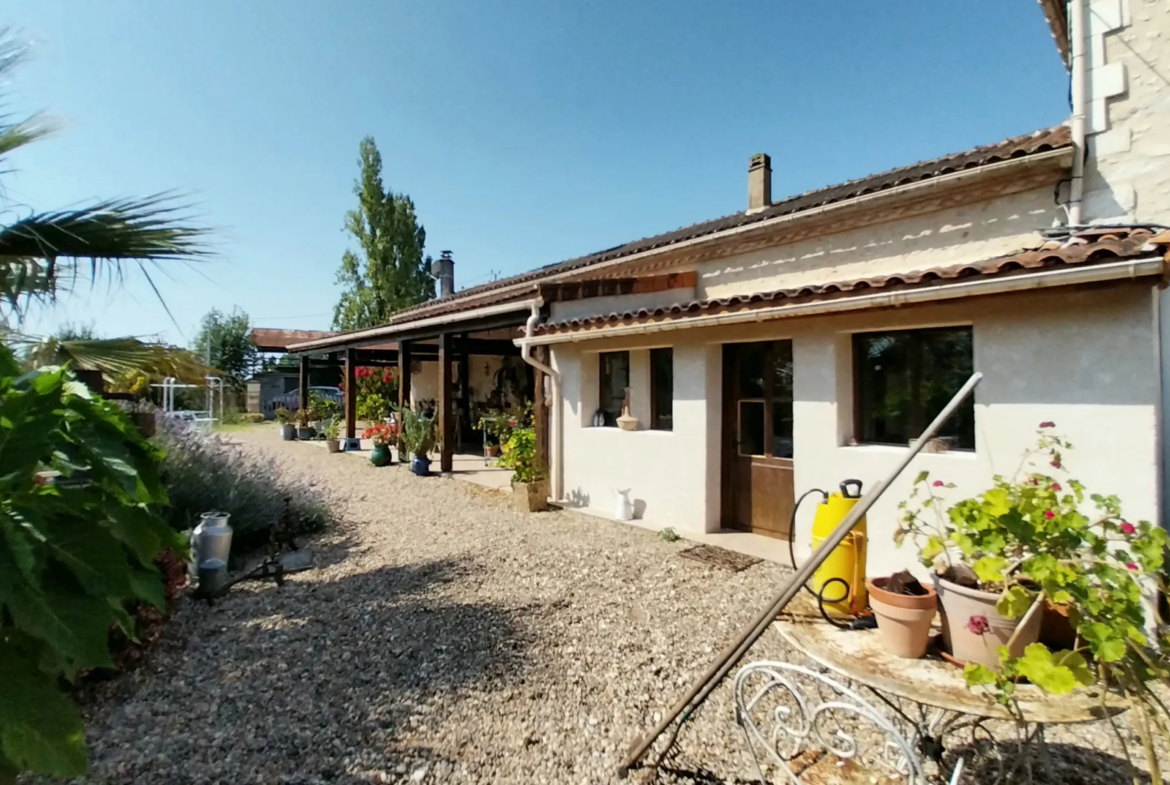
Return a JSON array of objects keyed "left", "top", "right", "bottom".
[{"left": 266, "top": 386, "right": 343, "bottom": 413}]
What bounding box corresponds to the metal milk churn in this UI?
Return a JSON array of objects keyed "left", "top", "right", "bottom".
[{"left": 193, "top": 511, "right": 233, "bottom": 592}]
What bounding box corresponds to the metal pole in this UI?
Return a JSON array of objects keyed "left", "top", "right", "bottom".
[{"left": 617, "top": 372, "right": 983, "bottom": 778}]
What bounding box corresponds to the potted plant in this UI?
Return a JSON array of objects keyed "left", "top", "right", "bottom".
[
  {"left": 475, "top": 411, "right": 514, "bottom": 458},
  {"left": 275, "top": 407, "right": 296, "bottom": 440},
  {"left": 324, "top": 416, "right": 342, "bottom": 453},
  {"left": 896, "top": 422, "right": 1170, "bottom": 759},
  {"left": 295, "top": 408, "right": 315, "bottom": 441},
  {"left": 399, "top": 407, "right": 436, "bottom": 476},
  {"left": 362, "top": 422, "right": 397, "bottom": 466},
  {"left": 498, "top": 426, "right": 548, "bottom": 512},
  {"left": 866, "top": 571, "right": 938, "bottom": 659}
]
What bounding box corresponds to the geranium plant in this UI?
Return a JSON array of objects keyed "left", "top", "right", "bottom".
[
  {"left": 362, "top": 422, "right": 396, "bottom": 447},
  {"left": 498, "top": 427, "right": 544, "bottom": 484},
  {"left": 897, "top": 423, "right": 1169, "bottom": 775}
]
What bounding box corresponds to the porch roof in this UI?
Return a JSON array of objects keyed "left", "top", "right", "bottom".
[
  {"left": 289, "top": 126, "right": 1072, "bottom": 355},
  {"left": 527, "top": 228, "right": 1170, "bottom": 341}
]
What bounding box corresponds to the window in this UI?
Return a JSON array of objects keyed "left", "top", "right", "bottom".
[
  {"left": 597, "top": 351, "right": 629, "bottom": 427},
  {"left": 650, "top": 348, "right": 673, "bottom": 431},
  {"left": 854, "top": 327, "right": 974, "bottom": 450},
  {"left": 733, "top": 341, "right": 792, "bottom": 458}
]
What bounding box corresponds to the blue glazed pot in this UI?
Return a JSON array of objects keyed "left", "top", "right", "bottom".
[
  {"left": 369, "top": 444, "right": 392, "bottom": 467},
  {"left": 411, "top": 455, "right": 431, "bottom": 476}
]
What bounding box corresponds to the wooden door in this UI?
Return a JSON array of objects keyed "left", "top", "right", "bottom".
[{"left": 721, "top": 341, "right": 795, "bottom": 538}]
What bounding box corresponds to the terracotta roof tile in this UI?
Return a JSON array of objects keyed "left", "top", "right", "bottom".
[
  {"left": 533, "top": 228, "right": 1167, "bottom": 335},
  {"left": 252, "top": 329, "right": 337, "bottom": 350},
  {"left": 335, "top": 126, "right": 1073, "bottom": 332}
]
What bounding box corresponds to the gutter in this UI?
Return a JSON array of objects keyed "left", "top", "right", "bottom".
[
  {"left": 520, "top": 257, "right": 1165, "bottom": 345},
  {"left": 286, "top": 298, "right": 539, "bottom": 354},
  {"left": 1068, "top": 0, "right": 1087, "bottom": 225},
  {"left": 518, "top": 301, "right": 563, "bottom": 502}
]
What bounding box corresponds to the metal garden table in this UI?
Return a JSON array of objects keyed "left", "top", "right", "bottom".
[{"left": 734, "top": 620, "right": 1127, "bottom": 784}]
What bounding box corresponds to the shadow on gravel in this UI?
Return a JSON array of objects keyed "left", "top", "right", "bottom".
[{"left": 140, "top": 557, "right": 536, "bottom": 783}]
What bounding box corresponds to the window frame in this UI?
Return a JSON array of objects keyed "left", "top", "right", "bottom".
[
  {"left": 597, "top": 350, "right": 630, "bottom": 427},
  {"left": 852, "top": 325, "right": 975, "bottom": 450},
  {"left": 649, "top": 347, "right": 673, "bottom": 431}
]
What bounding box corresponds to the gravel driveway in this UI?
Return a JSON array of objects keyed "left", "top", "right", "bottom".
[{"left": 53, "top": 426, "right": 1160, "bottom": 784}]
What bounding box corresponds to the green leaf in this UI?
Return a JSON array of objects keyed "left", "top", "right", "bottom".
[
  {"left": 1053, "top": 650, "right": 1095, "bottom": 687},
  {"left": 1125, "top": 625, "right": 1147, "bottom": 647},
  {"left": 1026, "top": 553, "right": 1058, "bottom": 582},
  {"left": 963, "top": 663, "right": 997, "bottom": 686},
  {"left": 973, "top": 556, "right": 1008, "bottom": 583},
  {"left": 0, "top": 637, "right": 87, "bottom": 776},
  {"left": 0, "top": 549, "right": 113, "bottom": 671},
  {"left": 128, "top": 567, "right": 166, "bottom": 611},
  {"left": 920, "top": 536, "right": 945, "bottom": 563},
  {"left": 996, "top": 585, "right": 1035, "bottom": 619},
  {"left": 43, "top": 516, "right": 133, "bottom": 597},
  {"left": 1015, "top": 644, "right": 1079, "bottom": 694},
  {"left": 914, "top": 470, "right": 929, "bottom": 486},
  {"left": 1081, "top": 622, "right": 1127, "bottom": 663}
]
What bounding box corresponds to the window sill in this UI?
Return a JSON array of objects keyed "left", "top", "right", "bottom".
[{"left": 839, "top": 443, "right": 977, "bottom": 458}]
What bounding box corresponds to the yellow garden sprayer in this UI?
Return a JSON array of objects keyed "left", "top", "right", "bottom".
[{"left": 788, "top": 479, "right": 876, "bottom": 630}]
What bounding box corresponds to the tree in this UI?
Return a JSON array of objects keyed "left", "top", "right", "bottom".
[
  {"left": 192, "top": 307, "right": 258, "bottom": 387},
  {"left": 332, "top": 136, "right": 433, "bottom": 330}
]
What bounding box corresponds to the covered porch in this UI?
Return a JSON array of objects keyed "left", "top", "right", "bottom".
[{"left": 285, "top": 301, "right": 551, "bottom": 475}]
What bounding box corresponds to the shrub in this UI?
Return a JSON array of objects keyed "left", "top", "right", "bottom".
[
  {"left": 153, "top": 417, "right": 333, "bottom": 554},
  {"left": 498, "top": 427, "right": 544, "bottom": 484},
  {"left": 658, "top": 527, "right": 681, "bottom": 542},
  {"left": 274, "top": 407, "right": 294, "bottom": 425},
  {"left": 245, "top": 412, "right": 265, "bottom": 424},
  {"left": 0, "top": 349, "right": 183, "bottom": 779}
]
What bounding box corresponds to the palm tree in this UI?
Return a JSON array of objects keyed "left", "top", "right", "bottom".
[{"left": 0, "top": 30, "right": 209, "bottom": 376}]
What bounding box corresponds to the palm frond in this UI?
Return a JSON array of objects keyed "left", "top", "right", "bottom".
[
  {"left": 9, "top": 332, "right": 212, "bottom": 382},
  {"left": 0, "top": 115, "right": 52, "bottom": 159},
  {"left": 0, "top": 194, "right": 210, "bottom": 313}
]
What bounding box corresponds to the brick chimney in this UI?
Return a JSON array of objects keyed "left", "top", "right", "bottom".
[
  {"left": 431, "top": 250, "right": 455, "bottom": 298},
  {"left": 747, "top": 153, "right": 771, "bottom": 213}
]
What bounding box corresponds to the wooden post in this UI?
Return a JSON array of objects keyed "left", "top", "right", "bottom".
[
  {"left": 344, "top": 347, "right": 357, "bottom": 440},
  {"left": 439, "top": 332, "right": 454, "bottom": 473},
  {"left": 534, "top": 345, "right": 550, "bottom": 475},
  {"left": 398, "top": 341, "right": 412, "bottom": 409},
  {"left": 458, "top": 335, "right": 470, "bottom": 452},
  {"left": 298, "top": 355, "right": 309, "bottom": 414},
  {"left": 398, "top": 341, "right": 412, "bottom": 456}
]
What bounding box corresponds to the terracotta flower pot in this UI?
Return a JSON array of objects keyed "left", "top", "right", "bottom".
[
  {"left": 1041, "top": 600, "right": 1077, "bottom": 650},
  {"left": 866, "top": 577, "right": 938, "bottom": 659},
  {"left": 935, "top": 576, "right": 1042, "bottom": 669}
]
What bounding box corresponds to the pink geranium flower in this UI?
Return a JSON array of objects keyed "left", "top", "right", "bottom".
[
  {"left": 932, "top": 480, "right": 944, "bottom": 487},
  {"left": 967, "top": 615, "right": 990, "bottom": 635},
  {"left": 1051, "top": 482, "right": 1062, "bottom": 492},
  {"left": 1126, "top": 562, "right": 1139, "bottom": 571},
  {"left": 1044, "top": 510, "right": 1055, "bottom": 520},
  {"left": 1119, "top": 522, "right": 1136, "bottom": 535},
  {"left": 1039, "top": 421, "right": 1056, "bottom": 428}
]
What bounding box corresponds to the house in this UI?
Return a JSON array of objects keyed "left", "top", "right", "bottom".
[{"left": 289, "top": 1, "right": 1170, "bottom": 575}]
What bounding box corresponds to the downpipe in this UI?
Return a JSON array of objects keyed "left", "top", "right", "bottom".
[
  {"left": 1068, "top": 0, "right": 1087, "bottom": 226},
  {"left": 519, "top": 301, "right": 563, "bottom": 501}
]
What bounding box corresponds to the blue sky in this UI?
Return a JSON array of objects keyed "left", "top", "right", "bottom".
[{"left": 7, "top": 0, "right": 1068, "bottom": 345}]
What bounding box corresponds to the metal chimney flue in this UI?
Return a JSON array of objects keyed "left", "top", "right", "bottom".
[{"left": 431, "top": 250, "right": 455, "bottom": 298}]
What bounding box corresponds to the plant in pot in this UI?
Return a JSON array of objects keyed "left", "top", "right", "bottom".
[
  {"left": 896, "top": 423, "right": 1170, "bottom": 765},
  {"left": 498, "top": 426, "right": 548, "bottom": 512},
  {"left": 275, "top": 407, "right": 296, "bottom": 440},
  {"left": 399, "top": 406, "right": 436, "bottom": 476},
  {"left": 866, "top": 570, "right": 938, "bottom": 659},
  {"left": 295, "top": 407, "right": 315, "bottom": 440},
  {"left": 362, "top": 422, "right": 397, "bottom": 466},
  {"left": 323, "top": 416, "right": 342, "bottom": 453}
]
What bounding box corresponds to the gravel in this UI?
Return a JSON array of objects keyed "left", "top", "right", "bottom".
[{"left": 40, "top": 426, "right": 1166, "bottom": 784}]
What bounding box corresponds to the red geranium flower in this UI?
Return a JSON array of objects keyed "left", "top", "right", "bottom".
[
  {"left": 932, "top": 480, "right": 944, "bottom": 487},
  {"left": 966, "top": 615, "right": 990, "bottom": 635},
  {"left": 1039, "top": 421, "right": 1056, "bottom": 428},
  {"left": 1119, "top": 522, "right": 1136, "bottom": 535},
  {"left": 1051, "top": 483, "right": 1062, "bottom": 492},
  {"left": 1126, "top": 562, "right": 1139, "bottom": 571},
  {"left": 1044, "top": 510, "right": 1055, "bottom": 520}
]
